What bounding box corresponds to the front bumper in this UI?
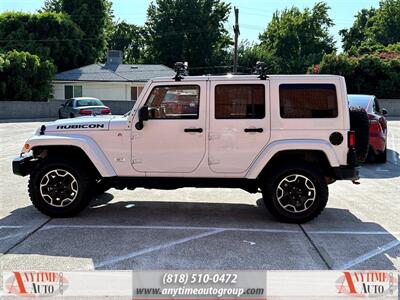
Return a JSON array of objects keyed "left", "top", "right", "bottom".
[
  {"left": 12, "top": 155, "right": 36, "bottom": 177},
  {"left": 333, "top": 165, "right": 360, "bottom": 181}
]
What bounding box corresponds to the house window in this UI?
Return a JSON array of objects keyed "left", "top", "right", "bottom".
[
  {"left": 64, "top": 85, "right": 82, "bottom": 99},
  {"left": 279, "top": 84, "right": 338, "bottom": 118},
  {"left": 131, "top": 86, "right": 144, "bottom": 100},
  {"left": 215, "top": 84, "right": 265, "bottom": 119}
]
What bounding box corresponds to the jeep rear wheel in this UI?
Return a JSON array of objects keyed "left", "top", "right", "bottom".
[
  {"left": 28, "top": 158, "right": 92, "bottom": 217},
  {"left": 261, "top": 163, "right": 328, "bottom": 223}
]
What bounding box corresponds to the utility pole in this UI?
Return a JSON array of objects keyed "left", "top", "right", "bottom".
[{"left": 233, "top": 7, "right": 240, "bottom": 74}]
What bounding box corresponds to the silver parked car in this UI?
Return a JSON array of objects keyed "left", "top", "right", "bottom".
[{"left": 58, "top": 97, "right": 111, "bottom": 119}]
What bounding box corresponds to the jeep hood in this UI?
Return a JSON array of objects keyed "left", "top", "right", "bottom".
[{"left": 45, "top": 115, "right": 115, "bottom": 132}]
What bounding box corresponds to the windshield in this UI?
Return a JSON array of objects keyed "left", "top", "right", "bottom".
[
  {"left": 348, "top": 96, "right": 369, "bottom": 109},
  {"left": 76, "top": 99, "right": 103, "bottom": 107}
]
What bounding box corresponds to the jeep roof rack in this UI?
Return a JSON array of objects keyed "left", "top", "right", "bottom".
[
  {"left": 173, "top": 62, "right": 188, "bottom": 81},
  {"left": 255, "top": 61, "right": 269, "bottom": 80}
]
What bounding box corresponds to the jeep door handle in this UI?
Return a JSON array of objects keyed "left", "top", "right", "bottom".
[
  {"left": 244, "top": 128, "right": 263, "bottom": 133},
  {"left": 184, "top": 128, "right": 203, "bottom": 133}
]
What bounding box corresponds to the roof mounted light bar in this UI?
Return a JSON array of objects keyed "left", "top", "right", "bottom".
[
  {"left": 173, "top": 62, "right": 188, "bottom": 81},
  {"left": 255, "top": 61, "right": 268, "bottom": 80}
]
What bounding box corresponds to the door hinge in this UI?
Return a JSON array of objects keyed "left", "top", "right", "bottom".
[
  {"left": 208, "top": 158, "right": 220, "bottom": 165},
  {"left": 132, "top": 133, "right": 141, "bottom": 140},
  {"left": 208, "top": 133, "right": 220, "bottom": 140}
]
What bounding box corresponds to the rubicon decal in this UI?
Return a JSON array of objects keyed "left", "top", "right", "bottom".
[
  {"left": 56, "top": 124, "right": 105, "bottom": 129},
  {"left": 336, "top": 271, "right": 397, "bottom": 296},
  {"left": 5, "top": 271, "right": 69, "bottom": 297}
]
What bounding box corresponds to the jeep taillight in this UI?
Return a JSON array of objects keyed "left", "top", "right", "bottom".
[
  {"left": 79, "top": 109, "right": 92, "bottom": 115},
  {"left": 348, "top": 131, "right": 355, "bottom": 148}
]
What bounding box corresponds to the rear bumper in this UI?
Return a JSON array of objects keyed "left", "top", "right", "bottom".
[
  {"left": 333, "top": 165, "right": 360, "bottom": 181},
  {"left": 12, "top": 155, "right": 36, "bottom": 177}
]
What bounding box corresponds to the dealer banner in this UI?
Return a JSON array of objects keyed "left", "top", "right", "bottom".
[{"left": 1, "top": 270, "right": 398, "bottom": 299}]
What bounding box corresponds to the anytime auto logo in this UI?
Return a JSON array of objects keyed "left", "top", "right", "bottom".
[
  {"left": 5, "top": 271, "right": 69, "bottom": 297},
  {"left": 336, "top": 271, "right": 398, "bottom": 297}
]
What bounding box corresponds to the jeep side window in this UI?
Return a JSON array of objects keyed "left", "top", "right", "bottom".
[
  {"left": 215, "top": 84, "right": 265, "bottom": 119},
  {"left": 279, "top": 84, "right": 338, "bottom": 118},
  {"left": 144, "top": 85, "right": 200, "bottom": 119}
]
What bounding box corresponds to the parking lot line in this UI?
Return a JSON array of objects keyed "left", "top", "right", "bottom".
[
  {"left": 0, "top": 226, "right": 26, "bottom": 229},
  {"left": 40, "top": 224, "right": 399, "bottom": 235},
  {"left": 335, "top": 239, "right": 400, "bottom": 270},
  {"left": 0, "top": 232, "right": 27, "bottom": 241},
  {"left": 94, "top": 229, "right": 225, "bottom": 268},
  {"left": 42, "top": 224, "right": 300, "bottom": 233},
  {"left": 307, "top": 230, "right": 400, "bottom": 235}
]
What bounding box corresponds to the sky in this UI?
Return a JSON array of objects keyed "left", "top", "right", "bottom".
[{"left": 0, "top": 0, "right": 380, "bottom": 51}]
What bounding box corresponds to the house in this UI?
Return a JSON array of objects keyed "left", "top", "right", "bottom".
[{"left": 52, "top": 50, "right": 175, "bottom": 101}]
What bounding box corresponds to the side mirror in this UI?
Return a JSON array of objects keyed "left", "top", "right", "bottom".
[
  {"left": 135, "top": 106, "right": 149, "bottom": 130},
  {"left": 382, "top": 108, "right": 387, "bottom": 115},
  {"left": 139, "top": 106, "right": 149, "bottom": 121}
]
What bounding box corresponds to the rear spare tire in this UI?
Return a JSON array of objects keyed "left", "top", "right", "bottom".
[{"left": 349, "top": 108, "right": 370, "bottom": 165}]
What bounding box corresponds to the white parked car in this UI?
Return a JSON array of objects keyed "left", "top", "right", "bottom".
[{"left": 13, "top": 65, "right": 368, "bottom": 223}]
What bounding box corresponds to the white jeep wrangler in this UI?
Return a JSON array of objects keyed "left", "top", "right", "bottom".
[{"left": 13, "top": 65, "right": 367, "bottom": 223}]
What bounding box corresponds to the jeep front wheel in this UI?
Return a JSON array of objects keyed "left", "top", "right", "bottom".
[
  {"left": 28, "top": 158, "right": 92, "bottom": 217},
  {"left": 261, "top": 163, "right": 328, "bottom": 223}
]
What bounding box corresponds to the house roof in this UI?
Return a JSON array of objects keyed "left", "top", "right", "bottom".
[{"left": 54, "top": 63, "right": 175, "bottom": 82}]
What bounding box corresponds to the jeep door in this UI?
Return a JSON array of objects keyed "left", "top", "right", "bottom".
[
  {"left": 131, "top": 82, "right": 206, "bottom": 173},
  {"left": 208, "top": 81, "right": 270, "bottom": 173}
]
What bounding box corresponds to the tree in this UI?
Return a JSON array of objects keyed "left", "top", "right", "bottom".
[
  {"left": 0, "top": 50, "right": 56, "bottom": 101},
  {"left": 259, "top": 2, "right": 335, "bottom": 74},
  {"left": 144, "top": 0, "right": 231, "bottom": 72},
  {"left": 221, "top": 40, "right": 279, "bottom": 74},
  {"left": 39, "top": 0, "right": 63, "bottom": 13},
  {"left": 39, "top": 0, "right": 113, "bottom": 65},
  {"left": 0, "top": 12, "right": 85, "bottom": 71},
  {"left": 340, "top": 0, "right": 400, "bottom": 53},
  {"left": 61, "top": 0, "right": 110, "bottom": 65},
  {"left": 107, "top": 22, "right": 145, "bottom": 63},
  {"left": 339, "top": 8, "right": 376, "bottom": 53},
  {"left": 368, "top": 0, "right": 400, "bottom": 46}
]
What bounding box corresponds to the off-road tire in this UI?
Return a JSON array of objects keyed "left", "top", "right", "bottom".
[
  {"left": 261, "top": 163, "right": 328, "bottom": 223},
  {"left": 28, "top": 158, "right": 92, "bottom": 217},
  {"left": 349, "top": 108, "right": 370, "bottom": 164},
  {"left": 93, "top": 179, "right": 111, "bottom": 196}
]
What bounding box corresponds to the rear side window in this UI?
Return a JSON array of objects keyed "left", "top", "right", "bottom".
[
  {"left": 279, "top": 84, "right": 338, "bottom": 118},
  {"left": 215, "top": 84, "right": 265, "bottom": 119}
]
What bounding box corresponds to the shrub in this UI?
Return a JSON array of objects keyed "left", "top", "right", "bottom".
[
  {"left": 0, "top": 50, "right": 56, "bottom": 101},
  {"left": 311, "top": 52, "right": 400, "bottom": 98}
]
